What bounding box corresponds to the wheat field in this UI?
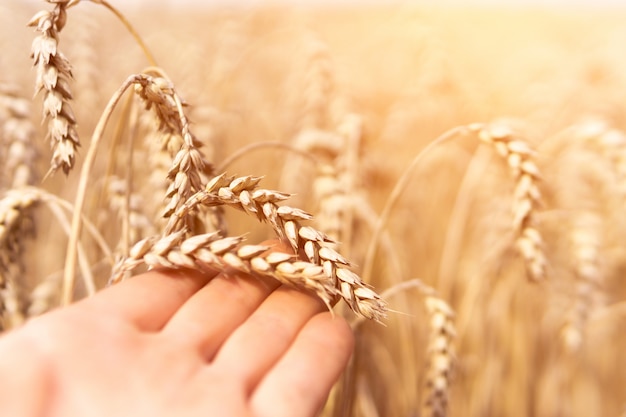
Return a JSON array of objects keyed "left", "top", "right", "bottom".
[{"left": 1, "top": 1, "right": 625, "bottom": 416}]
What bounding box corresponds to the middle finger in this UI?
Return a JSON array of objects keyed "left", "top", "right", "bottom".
[{"left": 160, "top": 271, "right": 280, "bottom": 360}]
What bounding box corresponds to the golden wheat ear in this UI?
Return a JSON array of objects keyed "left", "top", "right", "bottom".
[
  {"left": 474, "top": 122, "right": 547, "bottom": 282},
  {"left": 110, "top": 173, "right": 387, "bottom": 322},
  {"left": 29, "top": 2, "right": 79, "bottom": 176},
  {"left": 0, "top": 84, "right": 39, "bottom": 188}
]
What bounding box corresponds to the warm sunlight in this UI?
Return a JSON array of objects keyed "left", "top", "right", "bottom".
[{"left": 2, "top": 1, "right": 626, "bottom": 417}]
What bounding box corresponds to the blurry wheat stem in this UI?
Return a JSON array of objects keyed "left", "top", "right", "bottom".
[
  {"left": 50, "top": 196, "right": 113, "bottom": 267},
  {"left": 216, "top": 141, "right": 321, "bottom": 172},
  {"left": 437, "top": 144, "right": 492, "bottom": 298},
  {"left": 5, "top": 187, "right": 111, "bottom": 298},
  {"left": 121, "top": 98, "right": 140, "bottom": 255},
  {"left": 98, "top": 91, "right": 135, "bottom": 208},
  {"left": 86, "top": 0, "right": 158, "bottom": 67},
  {"left": 63, "top": 74, "right": 141, "bottom": 306},
  {"left": 215, "top": 140, "right": 406, "bottom": 282},
  {"left": 352, "top": 199, "right": 403, "bottom": 281},
  {"left": 362, "top": 125, "right": 471, "bottom": 283},
  {"left": 45, "top": 195, "right": 96, "bottom": 296}
]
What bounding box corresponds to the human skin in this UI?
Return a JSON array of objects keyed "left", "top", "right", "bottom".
[{"left": 0, "top": 267, "right": 354, "bottom": 417}]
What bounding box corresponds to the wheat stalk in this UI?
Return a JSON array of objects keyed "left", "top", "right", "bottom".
[
  {"left": 106, "top": 176, "right": 157, "bottom": 248},
  {"left": 0, "top": 187, "right": 113, "bottom": 320},
  {"left": 362, "top": 125, "right": 470, "bottom": 283},
  {"left": 63, "top": 72, "right": 213, "bottom": 304}
]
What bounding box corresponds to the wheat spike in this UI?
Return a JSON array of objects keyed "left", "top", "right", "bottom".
[
  {"left": 111, "top": 231, "right": 338, "bottom": 310},
  {"left": 561, "top": 212, "right": 605, "bottom": 352},
  {"left": 133, "top": 73, "right": 218, "bottom": 231},
  {"left": 162, "top": 174, "right": 386, "bottom": 321},
  {"left": 421, "top": 294, "right": 456, "bottom": 417},
  {"left": 0, "top": 84, "right": 39, "bottom": 188},
  {"left": 0, "top": 189, "right": 39, "bottom": 329},
  {"left": 474, "top": 122, "right": 547, "bottom": 281},
  {"left": 28, "top": 0, "right": 79, "bottom": 175}
]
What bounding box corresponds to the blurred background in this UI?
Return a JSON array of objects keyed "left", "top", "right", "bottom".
[{"left": 2, "top": 1, "right": 626, "bottom": 416}]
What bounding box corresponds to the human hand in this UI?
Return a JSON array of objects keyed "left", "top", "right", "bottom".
[{"left": 0, "top": 265, "right": 353, "bottom": 417}]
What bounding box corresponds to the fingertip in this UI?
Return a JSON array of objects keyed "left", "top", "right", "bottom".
[
  {"left": 250, "top": 311, "right": 355, "bottom": 417},
  {"left": 314, "top": 311, "right": 355, "bottom": 359}
]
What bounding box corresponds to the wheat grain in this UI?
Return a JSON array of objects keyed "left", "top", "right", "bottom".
[
  {"left": 28, "top": 0, "right": 79, "bottom": 175},
  {"left": 358, "top": 279, "right": 456, "bottom": 417}
]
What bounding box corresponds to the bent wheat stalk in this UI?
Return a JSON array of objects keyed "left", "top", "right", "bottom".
[
  {"left": 63, "top": 71, "right": 212, "bottom": 305},
  {"left": 362, "top": 125, "right": 471, "bottom": 283},
  {"left": 63, "top": 74, "right": 141, "bottom": 305}
]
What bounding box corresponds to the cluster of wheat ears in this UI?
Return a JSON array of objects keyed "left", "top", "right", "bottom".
[{"left": 1, "top": 1, "right": 625, "bottom": 416}]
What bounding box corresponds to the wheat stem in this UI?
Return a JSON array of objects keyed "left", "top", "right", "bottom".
[
  {"left": 63, "top": 74, "right": 140, "bottom": 305},
  {"left": 90, "top": 0, "right": 158, "bottom": 67},
  {"left": 362, "top": 125, "right": 471, "bottom": 283},
  {"left": 216, "top": 141, "right": 320, "bottom": 172}
]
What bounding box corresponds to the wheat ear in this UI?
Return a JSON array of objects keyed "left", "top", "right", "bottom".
[
  {"left": 63, "top": 72, "right": 212, "bottom": 304},
  {"left": 353, "top": 279, "right": 456, "bottom": 416},
  {"left": 0, "top": 84, "right": 39, "bottom": 188},
  {"left": 474, "top": 123, "right": 547, "bottom": 281},
  {"left": 111, "top": 231, "right": 338, "bottom": 310},
  {"left": 561, "top": 212, "right": 605, "bottom": 352},
  {"left": 0, "top": 189, "right": 38, "bottom": 329},
  {"left": 29, "top": 0, "right": 79, "bottom": 175},
  {"left": 421, "top": 294, "right": 456, "bottom": 417},
  {"left": 162, "top": 174, "right": 387, "bottom": 321},
  {"left": 0, "top": 86, "right": 39, "bottom": 329},
  {"left": 134, "top": 70, "right": 215, "bottom": 228}
]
